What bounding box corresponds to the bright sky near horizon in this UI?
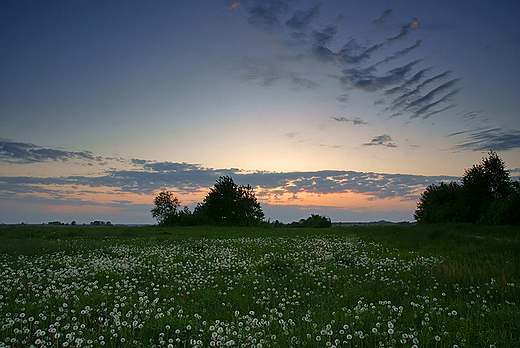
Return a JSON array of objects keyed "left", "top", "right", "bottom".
[{"left": 1, "top": 0, "right": 520, "bottom": 224}]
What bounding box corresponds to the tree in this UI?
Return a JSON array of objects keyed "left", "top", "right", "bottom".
[
  {"left": 462, "top": 151, "right": 514, "bottom": 222},
  {"left": 414, "top": 182, "right": 468, "bottom": 224},
  {"left": 151, "top": 191, "right": 180, "bottom": 225},
  {"left": 415, "top": 151, "right": 519, "bottom": 225},
  {"left": 480, "top": 190, "right": 520, "bottom": 225},
  {"left": 195, "top": 176, "right": 264, "bottom": 226},
  {"left": 304, "top": 214, "right": 332, "bottom": 228}
]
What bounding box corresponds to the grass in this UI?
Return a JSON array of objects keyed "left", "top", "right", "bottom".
[{"left": 0, "top": 224, "right": 518, "bottom": 347}]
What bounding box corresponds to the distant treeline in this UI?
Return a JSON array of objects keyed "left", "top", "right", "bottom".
[
  {"left": 332, "top": 220, "right": 414, "bottom": 227},
  {"left": 272, "top": 214, "right": 332, "bottom": 228},
  {"left": 46, "top": 220, "right": 113, "bottom": 226}
]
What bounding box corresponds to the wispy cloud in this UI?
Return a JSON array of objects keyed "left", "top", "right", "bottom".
[
  {"left": 405, "top": 79, "right": 460, "bottom": 110},
  {"left": 448, "top": 128, "right": 520, "bottom": 151},
  {"left": 337, "top": 39, "right": 386, "bottom": 64},
  {"left": 387, "top": 71, "right": 458, "bottom": 119},
  {"left": 245, "top": 0, "right": 292, "bottom": 29},
  {"left": 363, "top": 134, "right": 397, "bottom": 148},
  {"left": 386, "top": 18, "right": 419, "bottom": 43},
  {"left": 331, "top": 117, "right": 368, "bottom": 125},
  {"left": 483, "top": 37, "right": 520, "bottom": 56},
  {"left": 232, "top": 57, "right": 318, "bottom": 89},
  {"left": 374, "top": 39, "right": 422, "bottom": 67},
  {"left": 285, "top": 5, "right": 320, "bottom": 30},
  {"left": 0, "top": 139, "right": 96, "bottom": 164},
  {"left": 340, "top": 60, "right": 422, "bottom": 92},
  {"left": 372, "top": 8, "right": 393, "bottom": 25},
  {"left": 227, "top": 3, "right": 459, "bottom": 122}
]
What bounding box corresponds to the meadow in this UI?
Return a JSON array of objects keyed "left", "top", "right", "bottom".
[{"left": 0, "top": 224, "right": 518, "bottom": 347}]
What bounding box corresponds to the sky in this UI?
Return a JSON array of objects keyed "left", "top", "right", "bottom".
[{"left": 1, "top": 0, "right": 520, "bottom": 224}]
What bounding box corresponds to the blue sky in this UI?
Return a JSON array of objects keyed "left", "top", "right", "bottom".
[{"left": 1, "top": 0, "right": 519, "bottom": 224}]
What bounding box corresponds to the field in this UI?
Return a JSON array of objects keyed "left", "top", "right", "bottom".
[{"left": 0, "top": 224, "right": 518, "bottom": 347}]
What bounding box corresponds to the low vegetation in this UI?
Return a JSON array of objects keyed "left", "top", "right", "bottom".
[{"left": 1, "top": 224, "right": 518, "bottom": 347}]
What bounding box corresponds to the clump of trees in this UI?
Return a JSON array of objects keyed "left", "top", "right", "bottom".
[
  {"left": 273, "top": 214, "right": 332, "bottom": 228},
  {"left": 152, "top": 176, "right": 265, "bottom": 227},
  {"left": 414, "top": 151, "right": 520, "bottom": 225}
]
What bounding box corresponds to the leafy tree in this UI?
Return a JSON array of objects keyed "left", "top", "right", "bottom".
[
  {"left": 195, "top": 176, "right": 264, "bottom": 226},
  {"left": 480, "top": 191, "right": 520, "bottom": 225},
  {"left": 462, "top": 150, "right": 514, "bottom": 222},
  {"left": 415, "top": 151, "right": 519, "bottom": 225},
  {"left": 151, "top": 191, "right": 180, "bottom": 225},
  {"left": 414, "top": 182, "right": 468, "bottom": 223}
]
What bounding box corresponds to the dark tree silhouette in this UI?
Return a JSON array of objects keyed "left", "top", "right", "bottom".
[
  {"left": 462, "top": 151, "right": 514, "bottom": 221},
  {"left": 413, "top": 182, "right": 468, "bottom": 223},
  {"left": 415, "top": 151, "right": 519, "bottom": 225},
  {"left": 195, "top": 176, "right": 264, "bottom": 226},
  {"left": 151, "top": 191, "right": 180, "bottom": 224}
]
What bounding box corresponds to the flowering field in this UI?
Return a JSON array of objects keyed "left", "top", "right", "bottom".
[{"left": 0, "top": 225, "right": 518, "bottom": 347}]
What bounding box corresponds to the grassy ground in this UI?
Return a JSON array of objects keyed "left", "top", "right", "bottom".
[{"left": 0, "top": 224, "right": 518, "bottom": 347}]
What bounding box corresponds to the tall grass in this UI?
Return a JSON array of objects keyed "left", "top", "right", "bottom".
[{"left": 0, "top": 224, "right": 518, "bottom": 347}]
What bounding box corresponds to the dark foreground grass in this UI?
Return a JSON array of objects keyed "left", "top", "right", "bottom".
[{"left": 0, "top": 224, "right": 518, "bottom": 347}]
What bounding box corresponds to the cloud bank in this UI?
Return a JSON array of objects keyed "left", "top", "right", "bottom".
[{"left": 1, "top": 140, "right": 457, "bottom": 201}]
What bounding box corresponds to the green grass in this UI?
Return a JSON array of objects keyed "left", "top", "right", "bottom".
[{"left": 0, "top": 224, "right": 518, "bottom": 347}]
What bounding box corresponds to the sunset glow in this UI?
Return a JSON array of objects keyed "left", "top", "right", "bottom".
[{"left": 1, "top": 0, "right": 519, "bottom": 224}]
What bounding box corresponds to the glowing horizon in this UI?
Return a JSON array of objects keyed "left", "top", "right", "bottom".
[{"left": 1, "top": 1, "right": 520, "bottom": 223}]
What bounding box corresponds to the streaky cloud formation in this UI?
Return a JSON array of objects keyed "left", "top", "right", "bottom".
[
  {"left": 331, "top": 117, "right": 368, "bottom": 125},
  {"left": 449, "top": 128, "right": 520, "bottom": 151},
  {"left": 406, "top": 79, "right": 460, "bottom": 110},
  {"left": 0, "top": 139, "right": 96, "bottom": 164},
  {"left": 374, "top": 39, "right": 422, "bottom": 67},
  {"left": 386, "top": 18, "right": 419, "bottom": 43},
  {"left": 340, "top": 60, "right": 422, "bottom": 92},
  {"left": 227, "top": 2, "right": 459, "bottom": 122}
]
